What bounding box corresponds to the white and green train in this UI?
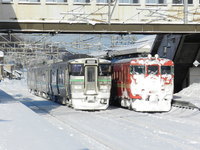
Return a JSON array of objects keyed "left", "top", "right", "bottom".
[{"left": 27, "top": 58, "right": 112, "bottom": 110}]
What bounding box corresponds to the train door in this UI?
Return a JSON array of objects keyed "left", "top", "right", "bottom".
[{"left": 85, "top": 65, "right": 98, "bottom": 95}]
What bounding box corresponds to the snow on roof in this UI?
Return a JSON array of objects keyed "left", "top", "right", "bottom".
[
  {"left": 0, "top": 51, "right": 4, "bottom": 57},
  {"left": 108, "top": 35, "right": 156, "bottom": 57},
  {"left": 89, "top": 35, "right": 156, "bottom": 58},
  {"left": 4, "top": 67, "right": 12, "bottom": 73}
]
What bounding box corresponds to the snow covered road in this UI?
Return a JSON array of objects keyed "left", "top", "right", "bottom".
[{"left": 1, "top": 79, "right": 200, "bottom": 150}]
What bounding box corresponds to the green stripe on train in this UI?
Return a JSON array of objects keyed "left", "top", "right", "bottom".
[{"left": 70, "top": 79, "right": 84, "bottom": 82}]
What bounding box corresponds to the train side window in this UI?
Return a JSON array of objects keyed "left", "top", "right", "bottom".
[
  {"left": 161, "top": 66, "right": 173, "bottom": 75},
  {"left": 52, "top": 70, "right": 57, "bottom": 83},
  {"left": 70, "top": 64, "right": 84, "bottom": 76},
  {"left": 147, "top": 65, "right": 159, "bottom": 75},
  {"left": 58, "top": 70, "right": 64, "bottom": 85},
  {"left": 130, "top": 65, "right": 145, "bottom": 75},
  {"left": 42, "top": 72, "right": 45, "bottom": 82},
  {"left": 99, "top": 64, "right": 111, "bottom": 76}
]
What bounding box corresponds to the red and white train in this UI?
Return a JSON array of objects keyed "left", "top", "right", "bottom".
[{"left": 111, "top": 54, "right": 174, "bottom": 112}]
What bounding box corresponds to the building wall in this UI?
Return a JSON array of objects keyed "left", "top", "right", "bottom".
[
  {"left": 1, "top": 0, "right": 200, "bottom": 24},
  {"left": 189, "top": 67, "right": 200, "bottom": 84}
]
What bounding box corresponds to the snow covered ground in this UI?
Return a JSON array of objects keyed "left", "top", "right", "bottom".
[{"left": 0, "top": 78, "right": 200, "bottom": 150}]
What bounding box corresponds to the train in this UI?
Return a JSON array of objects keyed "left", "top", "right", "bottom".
[
  {"left": 27, "top": 58, "right": 112, "bottom": 110},
  {"left": 111, "top": 54, "right": 174, "bottom": 112}
]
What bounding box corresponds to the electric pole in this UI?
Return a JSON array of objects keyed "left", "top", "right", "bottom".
[{"left": 184, "top": 0, "right": 188, "bottom": 24}]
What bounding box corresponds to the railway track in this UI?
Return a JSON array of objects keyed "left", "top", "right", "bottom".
[
  {"left": 172, "top": 100, "right": 200, "bottom": 111},
  {"left": 19, "top": 99, "right": 113, "bottom": 150}
]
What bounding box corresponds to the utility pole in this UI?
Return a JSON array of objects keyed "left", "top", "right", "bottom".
[
  {"left": 108, "top": 0, "right": 111, "bottom": 24},
  {"left": 108, "top": 0, "right": 117, "bottom": 24},
  {"left": 184, "top": 0, "right": 188, "bottom": 24}
]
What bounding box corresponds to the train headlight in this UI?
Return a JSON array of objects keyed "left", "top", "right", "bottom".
[
  {"left": 100, "top": 85, "right": 108, "bottom": 90},
  {"left": 74, "top": 85, "right": 82, "bottom": 90},
  {"left": 100, "top": 99, "right": 107, "bottom": 104}
]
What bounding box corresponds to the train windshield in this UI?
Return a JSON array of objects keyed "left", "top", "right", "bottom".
[
  {"left": 130, "top": 66, "right": 145, "bottom": 74},
  {"left": 147, "top": 65, "right": 159, "bottom": 75},
  {"left": 99, "top": 64, "right": 111, "bottom": 76},
  {"left": 161, "top": 66, "right": 172, "bottom": 75},
  {"left": 70, "top": 64, "right": 84, "bottom": 76}
]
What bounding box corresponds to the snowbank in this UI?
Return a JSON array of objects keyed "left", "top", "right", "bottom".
[{"left": 174, "top": 83, "right": 200, "bottom": 108}]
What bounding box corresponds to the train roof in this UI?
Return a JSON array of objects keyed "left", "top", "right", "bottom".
[
  {"left": 29, "top": 58, "right": 111, "bottom": 69},
  {"left": 68, "top": 58, "right": 111, "bottom": 64},
  {"left": 112, "top": 56, "right": 173, "bottom": 66}
]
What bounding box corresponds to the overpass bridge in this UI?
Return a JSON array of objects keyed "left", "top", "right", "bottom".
[{"left": 1, "top": 0, "right": 200, "bottom": 33}]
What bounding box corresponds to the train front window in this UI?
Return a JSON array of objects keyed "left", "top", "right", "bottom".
[
  {"left": 130, "top": 66, "right": 145, "bottom": 75},
  {"left": 87, "top": 66, "right": 95, "bottom": 82},
  {"left": 147, "top": 65, "right": 159, "bottom": 75},
  {"left": 99, "top": 64, "right": 111, "bottom": 76},
  {"left": 70, "top": 64, "right": 84, "bottom": 76},
  {"left": 161, "top": 66, "right": 172, "bottom": 75}
]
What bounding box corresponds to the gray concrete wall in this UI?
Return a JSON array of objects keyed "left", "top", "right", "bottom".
[{"left": 189, "top": 67, "right": 200, "bottom": 84}]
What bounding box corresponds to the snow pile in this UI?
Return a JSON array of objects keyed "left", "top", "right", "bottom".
[
  {"left": 175, "top": 83, "right": 200, "bottom": 108},
  {"left": 178, "top": 83, "right": 200, "bottom": 99}
]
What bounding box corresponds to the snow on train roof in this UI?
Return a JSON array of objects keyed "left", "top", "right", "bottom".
[
  {"left": 113, "top": 56, "right": 173, "bottom": 65},
  {"left": 69, "top": 58, "right": 111, "bottom": 63}
]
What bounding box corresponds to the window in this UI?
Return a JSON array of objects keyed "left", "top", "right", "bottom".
[
  {"left": 119, "top": 0, "right": 139, "bottom": 4},
  {"left": 74, "top": 0, "right": 90, "bottom": 3},
  {"left": 147, "top": 65, "right": 159, "bottom": 75},
  {"left": 161, "top": 66, "right": 172, "bottom": 75},
  {"left": 173, "top": 0, "right": 182, "bottom": 4},
  {"left": 188, "top": 0, "right": 193, "bottom": 4},
  {"left": 52, "top": 70, "right": 57, "bottom": 84},
  {"left": 19, "top": 0, "right": 40, "bottom": 2},
  {"left": 172, "top": 0, "right": 193, "bottom": 4},
  {"left": 87, "top": 67, "right": 95, "bottom": 82},
  {"left": 46, "top": 0, "right": 67, "bottom": 2},
  {"left": 96, "top": 0, "right": 108, "bottom": 3},
  {"left": 70, "top": 64, "right": 84, "bottom": 76},
  {"left": 130, "top": 65, "right": 145, "bottom": 75},
  {"left": 96, "top": 0, "right": 116, "bottom": 3},
  {"left": 99, "top": 64, "right": 111, "bottom": 76},
  {"left": 2, "top": 0, "right": 13, "bottom": 3},
  {"left": 58, "top": 70, "right": 64, "bottom": 85},
  {"left": 146, "top": 0, "right": 165, "bottom": 4}
]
